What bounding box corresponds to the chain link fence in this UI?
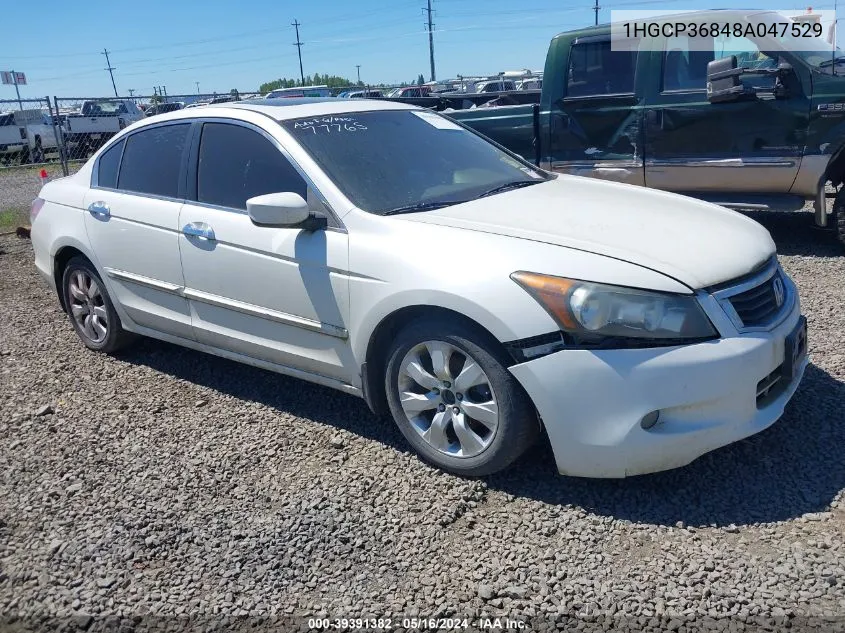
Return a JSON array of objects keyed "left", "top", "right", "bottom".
[
  {"left": 0, "top": 97, "right": 66, "bottom": 169},
  {"left": 54, "top": 90, "right": 261, "bottom": 167}
]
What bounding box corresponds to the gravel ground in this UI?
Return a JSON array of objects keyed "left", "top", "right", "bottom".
[{"left": 0, "top": 211, "right": 844, "bottom": 633}]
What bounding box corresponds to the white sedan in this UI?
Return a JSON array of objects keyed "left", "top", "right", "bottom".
[{"left": 29, "top": 98, "right": 808, "bottom": 477}]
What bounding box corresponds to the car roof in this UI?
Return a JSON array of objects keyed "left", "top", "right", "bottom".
[{"left": 138, "top": 97, "right": 419, "bottom": 124}]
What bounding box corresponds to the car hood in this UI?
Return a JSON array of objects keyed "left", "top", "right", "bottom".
[{"left": 401, "top": 176, "right": 776, "bottom": 289}]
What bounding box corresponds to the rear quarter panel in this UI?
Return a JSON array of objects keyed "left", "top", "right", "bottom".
[{"left": 31, "top": 176, "right": 93, "bottom": 289}]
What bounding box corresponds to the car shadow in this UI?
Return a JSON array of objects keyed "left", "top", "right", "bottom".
[
  {"left": 120, "top": 339, "right": 844, "bottom": 528},
  {"left": 118, "top": 338, "right": 409, "bottom": 453},
  {"left": 742, "top": 210, "right": 842, "bottom": 257}
]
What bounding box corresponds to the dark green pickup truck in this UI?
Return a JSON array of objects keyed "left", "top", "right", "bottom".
[{"left": 446, "top": 9, "right": 845, "bottom": 246}]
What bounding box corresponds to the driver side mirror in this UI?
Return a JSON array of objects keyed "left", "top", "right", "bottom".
[
  {"left": 706, "top": 56, "right": 755, "bottom": 103},
  {"left": 246, "top": 192, "right": 328, "bottom": 231}
]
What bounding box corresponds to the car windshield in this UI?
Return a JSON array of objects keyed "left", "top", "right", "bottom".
[{"left": 281, "top": 109, "right": 548, "bottom": 214}]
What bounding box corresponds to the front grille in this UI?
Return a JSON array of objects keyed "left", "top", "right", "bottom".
[
  {"left": 728, "top": 272, "right": 784, "bottom": 327},
  {"left": 756, "top": 364, "right": 785, "bottom": 408}
]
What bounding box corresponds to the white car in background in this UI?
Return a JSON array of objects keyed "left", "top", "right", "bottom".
[
  {"left": 0, "top": 109, "right": 61, "bottom": 163},
  {"left": 29, "top": 99, "right": 807, "bottom": 478}
]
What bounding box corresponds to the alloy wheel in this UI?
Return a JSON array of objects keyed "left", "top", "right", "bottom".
[
  {"left": 397, "top": 340, "right": 499, "bottom": 458},
  {"left": 67, "top": 270, "right": 109, "bottom": 343}
]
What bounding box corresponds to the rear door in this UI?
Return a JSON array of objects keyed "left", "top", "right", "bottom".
[
  {"left": 177, "top": 119, "right": 351, "bottom": 381},
  {"left": 83, "top": 122, "right": 194, "bottom": 339},
  {"left": 547, "top": 34, "right": 645, "bottom": 185}
]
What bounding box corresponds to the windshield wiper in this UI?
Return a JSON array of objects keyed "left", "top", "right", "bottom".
[
  {"left": 477, "top": 180, "right": 539, "bottom": 199},
  {"left": 382, "top": 200, "right": 465, "bottom": 216}
]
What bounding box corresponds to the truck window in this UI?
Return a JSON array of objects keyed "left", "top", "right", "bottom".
[
  {"left": 567, "top": 39, "right": 637, "bottom": 97},
  {"left": 663, "top": 35, "right": 776, "bottom": 92}
]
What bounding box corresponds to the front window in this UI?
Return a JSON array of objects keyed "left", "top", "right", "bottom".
[
  {"left": 662, "top": 33, "right": 779, "bottom": 92},
  {"left": 281, "top": 109, "right": 549, "bottom": 215}
]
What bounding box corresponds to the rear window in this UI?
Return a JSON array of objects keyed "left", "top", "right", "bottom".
[
  {"left": 82, "top": 101, "right": 129, "bottom": 116},
  {"left": 117, "top": 124, "right": 190, "bottom": 198},
  {"left": 0, "top": 114, "right": 14, "bottom": 127},
  {"left": 567, "top": 38, "right": 639, "bottom": 97},
  {"left": 97, "top": 139, "right": 124, "bottom": 189}
]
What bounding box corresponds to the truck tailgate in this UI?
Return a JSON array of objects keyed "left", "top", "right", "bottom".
[{"left": 66, "top": 116, "right": 121, "bottom": 134}]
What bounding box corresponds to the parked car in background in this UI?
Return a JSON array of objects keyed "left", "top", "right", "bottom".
[
  {"left": 472, "top": 80, "right": 517, "bottom": 93},
  {"left": 144, "top": 102, "right": 185, "bottom": 117},
  {"left": 386, "top": 86, "right": 432, "bottom": 98},
  {"left": 0, "top": 111, "right": 26, "bottom": 163},
  {"left": 348, "top": 90, "right": 383, "bottom": 98},
  {"left": 517, "top": 78, "right": 542, "bottom": 91},
  {"left": 447, "top": 9, "right": 845, "bottom": 246},
  {"left": 265, "top": 85, "right": 333, "bottom": 99},
  {"left": 31, "top": 98, "right": 806, "bottom": 478},
  {"left": 0, "top": 109, "right": 61, "bottom": 164},
  {"left": 63, "top": 99, "right": 144, "bottom": 157}
]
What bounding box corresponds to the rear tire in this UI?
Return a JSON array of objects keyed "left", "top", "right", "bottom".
[
  {"left": 31, "top": 137, "right": 44, "bottom": 164},
  {"left": 384, "top": 316, "right": 539, "bottom": 476},
  {"left": 61, "top": 256, "right": 132, "bottom": 353}
]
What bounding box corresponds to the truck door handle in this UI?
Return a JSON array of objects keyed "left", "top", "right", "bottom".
[
  {"left": 182, "top": 222, "right": 215, "bottom": 241},
  {"left": 87, "top": 201, "right": 110, "bottom": 219},
  {"left": 646, "top": 109, "right": 664, "bottom": 129}
]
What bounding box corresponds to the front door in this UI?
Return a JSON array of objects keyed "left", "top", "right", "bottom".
[
  {"left": 548, "top": 34, "right": 645, "bottom": 186},
  {"left": 177, "top": 120, "right": 352, "bottom": 382},
  {"left": 643, "top": 33, "right": 810, "bottom": 193},
  {"left": 83, "top": 122, "right": 193, "bottom": 339}
]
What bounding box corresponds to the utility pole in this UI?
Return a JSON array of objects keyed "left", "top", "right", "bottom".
[
  {"left": 292, "top": 20, "right": 305, "bottom": 86},
  {"left": 593, "top": 0, "right": 600, "bottom": 25},
  {"left": 102, "top": 49, "right": 118, "bottom": 97},
  {"left": 356, "top": 65, "right": 361, "bottom": 85},
  {"left": 195, "top": 81, "right": 200, "bottom": 95},
  {"left": 424, "top": 0, "right": 436, "bottom": 81}
]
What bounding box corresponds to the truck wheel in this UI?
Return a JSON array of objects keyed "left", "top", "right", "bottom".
[
  {"left": 831, "top": 189, "right": 845, "bottom": 248},
  {"left": 32, "top": 137, "right": 44, "bottom": 164}
]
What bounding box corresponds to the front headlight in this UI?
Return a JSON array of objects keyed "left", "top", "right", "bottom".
[{"left": 511, "top": 271, "right": 717, "bottom": 342}]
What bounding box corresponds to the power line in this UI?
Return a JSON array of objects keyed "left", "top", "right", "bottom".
[
  {"left": 103, "top": 49, "right": 118, "bottom": 97},
  {"left": 292, "top": 19, "right": 305, "bottom": 86},
  {"left": 424, "top": 0, "right": 436, "bottom": 81}
]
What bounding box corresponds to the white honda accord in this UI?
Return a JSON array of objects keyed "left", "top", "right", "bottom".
[{"left": 30, "top": 99, "right": 808, "bottom": 478}]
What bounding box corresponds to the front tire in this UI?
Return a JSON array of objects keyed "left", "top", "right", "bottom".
[
  {"left": 61, "top": 256, "right": 131, "bottom": 353},
  {"left": 384, "top": 316, "right": 539, "bottom": 476}
]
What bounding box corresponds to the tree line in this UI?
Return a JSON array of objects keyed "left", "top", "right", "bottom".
[{"left": 259, "top": 73, "right": 428, "bottom": 93}]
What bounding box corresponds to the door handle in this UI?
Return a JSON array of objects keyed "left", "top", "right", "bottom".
[
  {"left": 87, "top": 201, "right": 110, "bottom": 219},
  {"left": 645, "top": 109, "right": 665, "bottom": 129},
  {"left": 182, "top": 222, "right": 215, "bottom": 241}
]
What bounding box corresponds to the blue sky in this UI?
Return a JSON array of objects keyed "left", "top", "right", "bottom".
[{"left": 1, "top": 0, "right": 833, "bottom": 99}]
